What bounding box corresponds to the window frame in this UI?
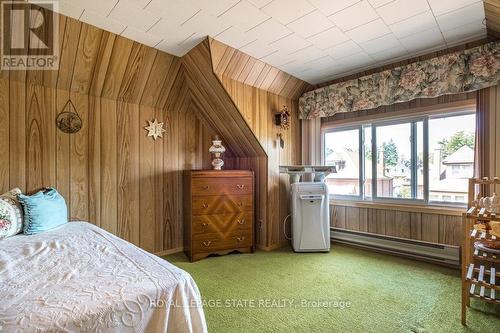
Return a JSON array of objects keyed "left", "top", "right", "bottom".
[
  {"left": 321, "top": 125, "right": 363, "bottom": 200},
  {"left": 321, "top": 109, "right": 475, "bottom": 208}
]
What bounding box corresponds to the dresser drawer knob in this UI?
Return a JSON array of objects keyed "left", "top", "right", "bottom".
[
  {"left": 202, "top": 240, "right": 212, "bottom": 247},
  {"left": 235, "top": 236, "right": 245, "bottom": 242},
  {"left": 237, "top": 219, "right": 245, "bottom": 225},
  {"left": 202, "top": 185, "right": 209, "bottom": 190},
  {"left": 202, "top": 222, "right": 209, "bottom": 228},
  {"left": 202, "top": 203, "right": 209, "bottom": 208},
  {"left": 237, "top": 184, "right": 245, "bottom": 189}
]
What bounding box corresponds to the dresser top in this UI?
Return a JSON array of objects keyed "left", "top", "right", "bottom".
[{"left": 187, "top": 170, "right": 253, "bottom": 178}]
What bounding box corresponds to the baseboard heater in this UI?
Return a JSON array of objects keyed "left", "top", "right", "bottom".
[{"left": 331, "top": 228, "right": 460, "bottom": 268}]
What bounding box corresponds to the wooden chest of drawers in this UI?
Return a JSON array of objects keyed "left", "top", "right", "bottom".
[{"left": 184, "top": 170, "right": 254, "bottom": 262}]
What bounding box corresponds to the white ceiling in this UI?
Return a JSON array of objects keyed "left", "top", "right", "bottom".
[{"left": 40, "top": 0, "right": 487, "bottom": 84}]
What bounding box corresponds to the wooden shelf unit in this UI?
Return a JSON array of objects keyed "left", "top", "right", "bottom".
[{"left": 462, "top": 178, "right": 500, "bottom": 326}]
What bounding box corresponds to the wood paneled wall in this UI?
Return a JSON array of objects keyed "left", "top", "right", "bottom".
[
  {"left": 0, "top": 5, "right": 224, "bottom": 254},
  {"left": 205, "top": 39, "right": 306, "bottom": 249},
  {"left": 218, "top": 77, "right": 302, "bottom": 248},
  {"left": 0, "top": 79, "right": 218, "bottom": 253},
  {"left": 485, "top": 0, "right": 500, "bottom": 37},
  {"left": 209, "top": 38, "right": 312, "bottom": 100},
  {"left": 177, "top": 38, "right": 308, "bottom": 249},
  {"left": 331, "top": 205, "right": 462, "bottom": 246}
]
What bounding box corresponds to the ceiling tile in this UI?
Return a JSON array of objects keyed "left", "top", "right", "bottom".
[
  {"left": 218, "top": 1, "right": 270, "bottom": 31},
  {"left": 337, "top": 51, "right": 374, "bottom": 67},
  {"left": 346, "top": 18, "right": 390, "bottom": 43},
  {"left": 306, "top": 27, "right": 350, "bottom": 50},
  {"left": 54, "top": 1, "right": 84, "bottom": 19},
  {"left": 240, "top": 39, "right": 280, "bottom": 58},
  {"left": 109, "top": 0, "right": 161, "bottom": 32},
  {"left": 370, "top": 45, "right": 408, "bottom": 61},
  {"left": 213, "top": 26, "right": 258, "bottom": 49},
  {"left": 148, "top": 19, "right": 193, "bottom": 44},
  {"left": 329, "top": 1, "right": 378, "bottom": 31},
  {"left": 261, "top": 0, "right": 315, "bottom": 25},
  {"left": 436, "top": 2, "right": 485, "bottom": 32},
  {"left": 145, "top": 0, "right": 202, "bottom": 24},
  {"left": 389, "top": 11, "right": 437, "bottom": 38},
  {"left": 245, "top": 19, "right": 292, "bottom": 43},
  {"left": 368, "top": 0, "right": 393, "bottom": 8},
  {"left": 247, "top": 0, "right": 274, "bottom": 9},
  {"left": 289, "top": 45, "right": 328, "bottom": 63},
  {"left": 268, "top": 33, "right": 312, "bottom": 54},
  {"left": 261, "top": 50, "right": 297, "bottom": 67},
  {"left": 279, "top": 60, "right": 309, "bottom": 74},
  {"left": 181, "top": 11, "right": 231, "bottom": 37},
  {"left": 325, "top": 40, "right": 362, "bottom": 59},
  {"left": 376, "top": 0, "right": 429, "bottom": 25},
  {"left": 198, "top": 0, "right": 241, "bottom": 16},
  {"left": 308, "top": 0, "right": 361, "bottom": 16},
  {"left": 47, "top": 0, "right": 486, "bottom": 84},
  {"left": 69, "top": 0, "right": 115, "bottom": 15},
  {"left": 399, "top": 27, "right": 445, "bottom": 52},
  {"left": 121, "top": 27, "right": 162, "bottom": 48},
  {"left": 442, "top": 20, "right": 486, "bottom": 44},
  {"left": 427, "top": 0, "right": 481, "bottom": 16},
  {"left": 360, "top": 33, "right": 401, "bottom": 54},
  {"left": 156, "top": 38, "right": 203, "bottom": 56},
  {"left": 286, "top": 10, "right": 334, "bottom": 38},
  {"left": 80, "top": 9, "right": 125, "bottom": 35}
]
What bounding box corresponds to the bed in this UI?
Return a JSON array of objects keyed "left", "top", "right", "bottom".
[{"left": 0, "top": 222, "right": 207, "bottom": 332}]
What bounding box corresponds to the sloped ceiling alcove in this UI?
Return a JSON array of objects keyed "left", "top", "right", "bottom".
[{"left": 178, "top": 37, "right": 308, "bottom": 249}]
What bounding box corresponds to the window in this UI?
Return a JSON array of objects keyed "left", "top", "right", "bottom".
[
  {"left": 322, "top": 110, "right": 475, "bottom": 206},
  {"left": 323, "top": 128, "right": 361, "bottom": 197},
  {"left": 375, "top": 122, "right": 413, "bottom": 199},
  {"left": 428, "top": 113, "right": 475, "bottom": 204}
]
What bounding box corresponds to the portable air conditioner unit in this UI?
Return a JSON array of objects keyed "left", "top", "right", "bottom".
[{"left": 291, "top": 182, "right": 330, "bottom": 252}]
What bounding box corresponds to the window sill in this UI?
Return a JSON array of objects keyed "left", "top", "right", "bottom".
[{"left": 329, "top": 199, "right": 464, "bottom": 216}]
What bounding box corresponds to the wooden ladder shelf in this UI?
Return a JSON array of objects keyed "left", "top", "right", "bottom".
[{"left": 461, "top": 178, "right": 500, "bottom": 326}]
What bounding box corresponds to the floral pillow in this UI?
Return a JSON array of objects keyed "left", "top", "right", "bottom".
[{"left": 0, "top": 188, "right": 23, "bottom": 240}]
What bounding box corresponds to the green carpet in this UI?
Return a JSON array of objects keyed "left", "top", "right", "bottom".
[{"left": 165, "top": 245, "right": 500, "bottom": 333}]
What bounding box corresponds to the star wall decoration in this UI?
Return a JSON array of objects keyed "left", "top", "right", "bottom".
[{"left": 144, "top": 119, "right": 166, "bottom": 140}]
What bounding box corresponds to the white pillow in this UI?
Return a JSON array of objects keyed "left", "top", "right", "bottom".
[{"left": 0, "top": 188, "right": 23, "bottom": 239}]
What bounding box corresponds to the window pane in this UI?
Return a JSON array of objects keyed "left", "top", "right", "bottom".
[
  {"left": 429, "top": 113, "right": 475, "bottom": 204},
  {"left": 363, "top": 126, "right": 372, "bottom": 198},
  {"left": 324, "top": 129, "right": 360, "bottom": 196},
  {"left": 417, "top": 121, "right": 424, "bottom": 199},
  {"left": 376, "top": 122, "right": 412, "bottom": 198}
]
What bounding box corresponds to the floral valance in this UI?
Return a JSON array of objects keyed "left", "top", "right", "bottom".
[{"left": 299, "top": 40, "right": 500, "bottom": 119}]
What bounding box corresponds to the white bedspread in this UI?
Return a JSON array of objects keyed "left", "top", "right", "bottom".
[{"left": 0, "top": 222, "right": 207, "bottom": 333}]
